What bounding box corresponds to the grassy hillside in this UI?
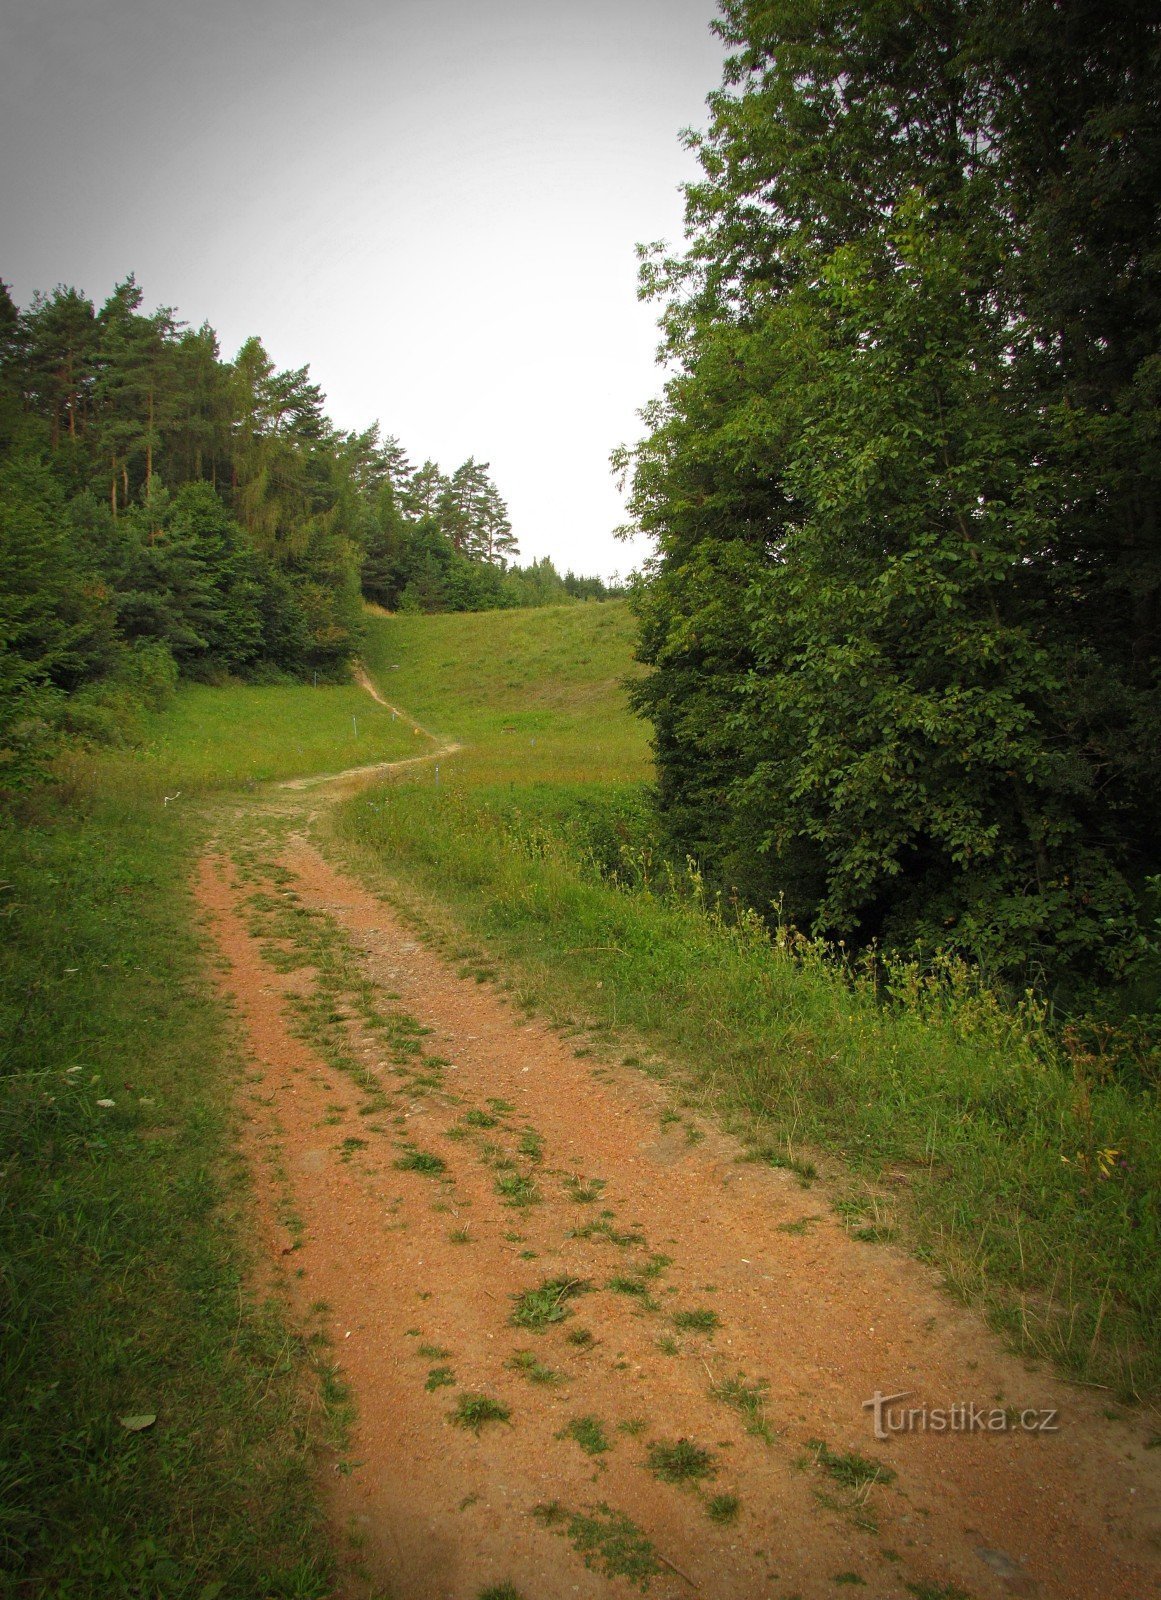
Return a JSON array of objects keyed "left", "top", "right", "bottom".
[
  {"left": 335, "top": 602, "right": 1161, "bottom": 1399},
  {"left": 94, "top": 678, "right": 428, "bottom": 799},
  {"left": 359, "top": 602, "right": 649, "bottom": 786}
]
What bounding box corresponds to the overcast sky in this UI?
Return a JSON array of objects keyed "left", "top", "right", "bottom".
[{"left": 1, "top": 0, "right": 726, "bottom": 580}]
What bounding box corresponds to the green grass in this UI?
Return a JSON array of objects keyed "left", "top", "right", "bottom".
[
  {"left": 672, "top": 1308, "right": 720, "bottom": 1334},
  {"left": 0, "top": 796, "right": 331, "bottom": 1595},
  {"left": 644, "top": 1438, "right": 718, "bottom": 1485},
  {"left": 448, "top": 1393, "right": 510, "bottom": 1434},
  {"left": 706, "top": 1492, "right": 741, "bottom": 1525},
  {"left": 358, "top": 602, "right": 648, "bottom": 787},
  {"left": 709, "top": 1372, "right": 776, "bottom": 1444},
  {"left": 495, "top": 1171, "right": 540, "bottom": 1207},
  {"left": 510, "top": 1277, "right": 590, "bottom": 1331},
  {"left": 394, "top": 1147, "right": 448, "bottom": 1174},
  {"left": 505, "top": 1350, "right": 560, "bottom": 1385},
  {"left": 94, "top": 677, "right": 429, "bottom": 797},
  {"left": 556, "top": 1414, "right": 611, "bottom": 1456},
  {"left": 332, "top": 608, "right": 1161, "bottom": 1394},
  {"left": 807, "top": 1439, "right": 896, "bottom": 1492},
  {"left": 532, "top": 1501, "right": 663, "bottom": 1589}
]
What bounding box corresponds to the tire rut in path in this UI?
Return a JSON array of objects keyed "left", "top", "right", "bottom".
[{"left": 196, "top": 830, "right": 1161, "bottom": 1600}]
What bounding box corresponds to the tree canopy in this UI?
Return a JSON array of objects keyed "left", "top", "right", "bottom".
[{"left": 620, "top": 0, "right": 1161, "bottom": 985}]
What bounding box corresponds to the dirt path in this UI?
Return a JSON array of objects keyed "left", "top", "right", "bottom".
[{"left": 193, "top": 707, "right": 1161, "bottom": 1600}]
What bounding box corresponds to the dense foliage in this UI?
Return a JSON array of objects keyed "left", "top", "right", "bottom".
[
  {"left": 0, "top": 275, "right": 613, "bottom": 789},
  {"left": 620, "top": 0, "right": 1161, "bottom": 986}
]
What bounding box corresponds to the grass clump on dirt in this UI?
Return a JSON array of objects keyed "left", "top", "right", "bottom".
[
  {"left": 506, "top": 1350, "right": 560, "bottom": 1384},
  {"left": 672, "top": 1307, "right": 720, "bottom": 1334},
  {"left": 477, "top": 1585, "right": 527, "bottom": 1600},
  {"left": 904, "top": 1585, "right": 972, "bottom": 1600},
  {"left": 425, "top": 1366, "right": 456, "bottom": 1391},
  {"left": 706, "top": 1492, "right": 741, "bottom": 1524},
  {"left": 709, "top": 1373, "right": 775, "bottom": 1444},
  {"left": 644, "top": 1438, "right": 718, "bottom": 1485},
  {"left": 532, "top": 1501, "right": 663, "bottom": 1590},
  {"left": 808, "top": 1439, "right": 896, "bottom": 1492},
  {"left": 607, "top": 1275, "right": 657, "bottom": 1306},
  {"left": 510, "top": 1277, "right": 589, "bottom": 1331},
  {"left": 557, "top": 1415, "right": 611, "bottom": 1456},
  {"left": 563, "top": 1174, "right": 606, "bottom": 1203},
  {"left": 495, "top": 1171, "right": 540, "bottom": 1207},
  {"left": 394, "top": 1147, "right": 448, "bottom": 1175},
  {"left": 449, "top": 1393, "right": 511, "bottom": 1434}
]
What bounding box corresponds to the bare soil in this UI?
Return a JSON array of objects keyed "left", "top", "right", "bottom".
[{"left": 194, "top": 758, "right": 1161, "bottom": 1600}]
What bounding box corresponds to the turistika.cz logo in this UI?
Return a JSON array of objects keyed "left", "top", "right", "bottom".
[{"left": 863, "top": 1390, "right": 1059, "bottom": 1440}]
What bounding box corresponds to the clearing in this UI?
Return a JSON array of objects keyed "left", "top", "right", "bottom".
[{"left": 191, "top": 605, "right": 1160, "bottom": 1600}]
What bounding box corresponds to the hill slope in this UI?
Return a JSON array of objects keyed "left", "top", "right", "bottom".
[{"left": 359, "top": 601, "right": 649, "bottom": 786}]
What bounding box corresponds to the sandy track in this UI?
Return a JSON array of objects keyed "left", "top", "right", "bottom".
[{"left": 195, "top": 805, "right": 1161, "bottom": 1600}]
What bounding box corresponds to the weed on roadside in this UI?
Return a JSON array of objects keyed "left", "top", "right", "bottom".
[
  {"left": 506, "top": 1350, "right": 560, "bottom": 1384},
  {"left": 557, "top": 1415, "right": 612, "bottom": 1456},
  {"left": 449, "top": 1394, "right": 510, "bottom": 1434},
  {"left": 532, "top": 1501, "right": 663, "bottom": 1590},
  {"left": 706, "top": 1492, "right": 741, "bottom": 1524},
  {"left": 645, "top": 1438, "right": 718, "bottom": 1485},
  {"left": 510, "top": 1277, "right": 590, "bottom": 1330}
]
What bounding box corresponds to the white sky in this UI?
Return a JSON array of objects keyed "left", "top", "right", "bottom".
[{"left": 1, "top": 0, "right": 726, "bottom": 580}]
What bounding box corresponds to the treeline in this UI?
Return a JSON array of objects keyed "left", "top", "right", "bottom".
[
  {"left": 621, "top": 0, "right": 1161, "bottom": 993},
  {"left": 357, "top": 444, "right": 624, "bottom": 613},
  {"left": 0, "top": 275, "right": 614, "bottom": 787}
]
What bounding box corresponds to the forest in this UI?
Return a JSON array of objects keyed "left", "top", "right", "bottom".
[
  {"left": 0, "top": 275, "right": 616, "bottom": 789},
  {"left": 618, "top": 0, "right": 1161, "bottom": 1001}
]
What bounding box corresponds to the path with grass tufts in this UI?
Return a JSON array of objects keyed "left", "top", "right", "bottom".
[{"left": 193, "top": 665, "right": 1161, "bottom": 1600}]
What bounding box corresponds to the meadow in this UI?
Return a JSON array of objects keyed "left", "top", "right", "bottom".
[
  {"left": 358, "top": 601, "right": 648, "bottom": 787},
  {"left": 335, "top": 604, "right": 1161, "bottom": 1399},
  {"left": 94, "top": 678, "right": 429, "bottom": 798}
]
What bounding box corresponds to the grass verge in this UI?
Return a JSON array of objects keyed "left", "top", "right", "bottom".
[{"left": 0, "top": 793, "right": 331, "bottom": 1596}]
